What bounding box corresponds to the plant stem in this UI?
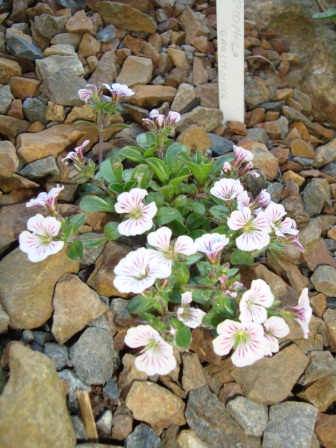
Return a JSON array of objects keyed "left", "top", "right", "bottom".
[{"left": 98, "top": 129, "right": 104, "bottom": 165}]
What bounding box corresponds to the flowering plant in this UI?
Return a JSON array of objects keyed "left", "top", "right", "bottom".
[{"left": 19, "top": 83, "right": 312, "bottom": 376}]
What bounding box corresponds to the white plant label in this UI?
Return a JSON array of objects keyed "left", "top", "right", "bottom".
[{"left": 216, "top": 0, "right": 245, "bottom": 124}]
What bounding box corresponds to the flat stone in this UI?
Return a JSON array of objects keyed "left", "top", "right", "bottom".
[
  {"left": 263, "top": 115, "right": 288, "bottom": 139},
  {"left": 19, "top": 156, "right": 60, "bottom": 181},
  {"left": 78, "top": 33, "right": 101, "bottom": 58},
  {"left": 34, "top": 13, "right": 69, "bottom": 40},
  {"left": 112, "top": 405, "right": 133, "bottom": 441},
  {"left": 117, "top": 55, "right": 153, "bottom": 87},
  {"left": 88, "top": 50, "right": 117, "bottom": 86},
  {"left": 0, "top": 115, "right": 30, "bottom": 141},
  {"left": 195, "top": 83, "right": 219, "bottom": 108},
  {"left": 51, "top": 32, "right": 82, "bottom": 48},
  {"left": 22, "top": 97, "right": 48, "bottom": 124},
  {"left": 9, "top": 76, "right": 40, "bottom": 99},
  {"left": 226, "top": 396, "right": 268, "bottom": 437},
  {"left": 302, "top": 178, "right": 330, "bottom": 217},
  {"left": 313, "top": 138, "right": 336, "bottom": 168},
  {"left": 0, "top": 343, "right": 76, "bottom": 448},
  {"left": 0, "top": 247, "right": 79, "bottom": 329},
  {"left": 6, "top": 30, "right": 43, "bottom": 60},
  {"left": 323, "top": 308, "right": 336, "bottom": 351},
  {"left": 263, "top": 402, "right": 318, "bottom": 448},
  {"left": 40, "top": 71, "right": 87, "bottom": 106},
  {"left": 65, "top": 9, "right": 94, "bottom": 34},
  {"left": 95, "top": 2, "right": 156, "bottom": 33},
  {"left": 245, "top": 78, "right": 270, "bottom": 109},
  {"left": 52, "top": 274, "right": 108, "bottom": 344},
  {"left": 44, "top": 342, "right": 71, "bottom": 371},
  {"left": 17, "top": 124, "right": 84, "bottom": 164},
  {"left": 310, "top": 266, "right": 336, "bottom": 297},
  {"left": 231, "top": 344, "right": 309, "bottom": 405},
  {"left": 175, "top": 106, "right": 223, "bottom": 133},
  {"left": 298, "top": 350, "right": 336, "bottom": 386},
  {"left": 298, "top": 375, "right": 336, "bottom": 412},
  {"left": 0, "top": 57, "right": 21, "bottom": 84},
  {"left": 125, "top": 423, "right": 162, "bottom": 448},
  {"left": 128, "top": 85, "right": 177, "bottom": 108},
  {"left": 180, "top": 6, "right": 210, "bottom": 45},
  {"left": 69, "top": 327, "right": 114, "bottom": 385},
  {"left": 43, "top": 44, "right": 76, "bottom": 57},
  {"left": 185, "top": 386, "right": 248, "bottom": 447},
  {"left": 291, "top": 139, "right": 315, "bottom": 158},
  {"left": 315, "top": 413, "right": 336, "bottom": 448},
  {"left": 126, "top": 381, "right": 186, "bottom": 434},
  {"left": 181, "top": 352, "right": 207, "bottom": 393},
  {"left": 302, "top": 240, "right": 336, "bottom": 271}
]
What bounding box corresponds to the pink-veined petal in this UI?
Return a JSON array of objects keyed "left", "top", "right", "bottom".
[
  {"left": 264, "top": 316, "right": 290, "bottom": 338},
  {"left": 147, "top": 226, "right": 172, "bottom": 251},
  {"left": 174, "top": 235, "right": 196, "bottom": 256}
]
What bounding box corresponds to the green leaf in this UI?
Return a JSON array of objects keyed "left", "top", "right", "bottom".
[
  {"left": 179, "top": 157, "right": 214, "bottom": 186},
  {"left": 157, "top": 184, "right": 175, "bottom": 201},
  {"left": 197, "top": 261, "right": 213, "bottom": 277},
  {"left": 104, "top": 222, "right": 120, "bottom": 240},
  {"left": 172, "top": 261, "right": 190, "bottom": 286},
  {"left": 81, "top": 236, "right": 106, "bottom": 248},
  {"left": 209, "top": 204, "right": 229, "bottom": 220},
  {"left": 230, "top": 249, "right": 255, "bottom": 265},
  {"left": 312, "top": 8, "right": 336, "bottom": 19},
  {"left": 146, "top": 158, "right": 170, "bottom": 185},
  {"left": 80, "top": 196, "right": 115, "bottom": 213},
  {"left": 108, "top": 182, "right": 124, "bottom": 195},
  {"left": 188, "top": 229, "right": 206, "bottom": 239},
  {"left": 131, "top": 164, "right": 152, "bottom": 189},
  {"left": 169, "top": 173, "right": 191, "bottom": 189},
  {"left": 146, "top": 191, "right": 165, "bottom": 207},
  {"left": 67, "top": 239, "right": 83, "bottom": 262},
  {"left": 119, "top": 146, "right": 145, "bottom": 163},
  {"left": 136, "top": 132, "right": 156, "bottom": 149},
  {"left": 143, "top": 145, "right": 157, "bottom": 158},
  {"left": 154, "top": 207, "right": 181, "bottom": 226},
  {"left": 123, "top": 180, "right": 136, "bottom": 191},
  {"left": 74, "top": 120, "right": 97, "bottom": 128},
  {"left": 185, "top": 212, "right": 208, "bottom": 231},
  {"left": 202, "top": 308, "right": 228, "bottom": 329},
  {"left": 171, "top": 319, "right": 191, "bottom": 348},
  {"left": 212, "top": 153, "right": 233, "bottom": 175},
  {"left": 184, "top": 252, "right": 203, "bottom": 265},
  {"left": 100, "top": 157, "right": 123, "bottom": 183},
  {"left": 213, "top": 225, "right": 229, "bottom": 234},
  {"left": 127, "top": 295, "right": 159, "bottom": 314},
  {"left": 69, "top": 213, "right": 86, "bottom": 234},
  {"left": 186, "top": 199, "right": 206, "bottom": 215},
  {"left": 173, "top": 195, "right": 188, "bottom": 208},
  {"left": 169, "top": 219, "right": 187, "bottom": 236},
  {"left": 165, "top": 142, "right": 189, "bottom": 174}
]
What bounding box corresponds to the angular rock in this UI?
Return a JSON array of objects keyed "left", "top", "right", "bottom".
[
  {"left": 69, "top": 327, "right": 114, "bottom": 385},
  {"left": 34, "top": 13, "right": 69, "bottom": 40},
  {"left": 58, "top": 369, "right": 91, "bottom": 413},
  {"left": 177, "top": 125, "right": 212, "bottom": 153},
  {"left": 0, "top": 343, "right": 76, "bottom": 448},
  {"left": 6, "top": 30, "right": 43, "bottom": 61},
  {"left": 9, "top": 76, "right": 40, "bottom": 99},
  {"left": 40, "top": 71, "right": 87, "bottom": 106},
  {"left": 0, "top": 85, "right": 13, "bottom": 114},
  {"left": 231, "top": 344, "right": 309, "bottom": 405},
  {"left": 0, "top": 141, "right": 19, "bottom": 178},
  {"left": 0, "top": 57, "right": 22, "bottom": 83},
  {"left": 323, "top": 308, "right": 336, "bottom": 351},
  {"left": 88, "top": 50, "right": 117, "bottom": 86},
  {"left": 263, "top": 401, "right": 318, "bottom": 448},
  {"left": 313, "top": 138, "right": 336, "bottom": 168},
  {"left": 298, "top": 375, "right": 336, "bottom": 412},
  {"left": 185, "top": 386, "right": 248, "bottom": 447},
  {"left": 96, "top": 409, "right": 113, "bottom": 435},
  {"left": 226, "top": 396, "right": 268, "bottom": 437},
  {"left": 177, "top": 430, "right": 208, "bottom": 448},
  {"left": 126, "top": 381, "right": 186, "bottom": 434},
  {"left": 17, "top": 124, "right": 85, "bottom": 164},
  {"left": 22, "top": 97, "right": 48, "bottom": 124},
  {"left": 302, "top": 178, "right": 330, "bottom": 217},
  {"left": 310, "top": 266, "right": 336, "bottom": 297},
  {"left": 298, "top": 350, "right": 336, "bottom": 386},
  {"left": 0, "top": 302, "right": 10, "bottom": 335},
  {"left": 315, "top": 413, "right": 336, "bottom": 448},
  {"left": 0, "top": 247, "right": 79, "bottom": 329},
  {"left": 180, "top": 6, "right": 210, "bottom": 45},
  {"left": 36, "top": 55, "right": 83, "bottom": 80},
  {"left": 125, "top": 423, "right": 162, "bottom": 448},
  {"left": 52, "top": 274, "right": 108, "bottom": 344},
  {"left": 112, "top": 405, "right": 133, "bottom": 441},
  {"left": 65, "top": 9, "right": 94, "bottom": 34},
  {"left": 175, "top": 106, "right": 223, "bottom": 133},
  {"left": 44, "top": 342, "right": 71, "bottom": 371},
  {"left": 0, "top": 115, "right": 30, "bottom": 141},
  {"left": 78, "top": 33, "right": 101, "bottom": 58},
  {"left": 245, "top": 78, "right": 270, "bottom": 109},
  {"left": 117, "top": 55, "right": 153, "bottom": 87},
  {"left": 129, "top": 85, "right": 177, "bottom": 108},
  {"left": 19, "top": 156, "right": 60, "bottom": 181},
  {"left": 181, "top": 352, "right": 207, "bottom": 393},
  {"left": 118, "top": 354, "right": 148, "bottom": 400},
  {"left": 95, "top": 2, "right": 156, "bottom": 33}
]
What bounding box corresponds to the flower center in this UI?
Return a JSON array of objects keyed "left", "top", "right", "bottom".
[
  {"left": 233, "top": 329, "right": 249, "bottom": 349},
  {"left": 39, "top": 232, "right": 53, "bottom": 246},
  {"left": 130, "top": 206, "right": 143, "bottom": 220}
]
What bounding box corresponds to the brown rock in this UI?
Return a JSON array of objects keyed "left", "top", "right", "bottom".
[
  {"left": 111, "top": 405, "right": 133, "bottom": 441},
  {"left": 302, "top": 240, "right": 336, "bottom": 271},
  {"left": 180, "top": 6, "right": 209, "bottom": 45},
  {"left": 78, "top": 33, "right": 100, "bottom": 57},
  {"left": 7, "top": 99, "right": 23, "bottom": 120},
  {"left": 88, "top": 50, "right": 117, "bottom": 86},
  {"left": 46, "top": 102, "right": 65, "bottom": 122},
  {"left": 310, "top": 293, "right": 327, "bottom": 318},
  {"left": 181, "top": 352, "right": 207, "bottom": 393},
  {"left": 226, "top": 121, "right": 247, "bottom": 136},
  {"left": 126, "top": 381, "right": 186, "bottom": 434},
  {"left": 0, "top": 115, "right": 30, "bottom": 142},
  {"left": 17, "top": 124, "right": 85, "bottom": 164},
  {"left": 246, "top": 108, "right": 265, "bottom": 127},
  {"left": 290, "top": 139, "right": 315, "bottom": 158},
  {"left": 0, "top": 141, "right": 19, "bottom": 179},
  {"left": 193, "top": 56, "right": 208, "bottom": 86},
  {"left": 177, "top": 125, "right": 211, "bottom": 153},
  {"left": 0, "top": 343, "right": 76, "bottom": 448},
  {"left": 9, "top": 76, "right": 40, "bottom": 99},
  {"left": 128, "top": 85, "right": 177, "bottom": 108},
  {"left": 117, "top": 55, "right": 153, "bottom": 87},
  {"left": 0, "top": 57, "right": 22, "bottom": 84},
  {"left": 190, "top": 327, "right": 222, "bottom": 365},
  {"left": 290, "top": 122, "right": 310, "bottom": 141},
  {"left": 167, "top": 48, "right": 189, "bottom": 68},
  {"left": 282, "top": 170, "right": 305, "bottom": 187},
  {"left": 231, "top": 344, "right": 309, "bottom": 405},
  {"left": 65, "top": 10, "right": 95, "bottom": 34},
  {"left": 315, "top": 413, "right": 336, "bottom": 448},
  {"left": 266, "top": 255, "right": 308, "bottom": 294},
  {"left": 95, "top": 2, "right": 156, "bottom": 33},
  {"left": 298, "top": 375, "right": 336, "bottom": 412},
  {"left": 87, "top": 241, "right": 131, "bottom": 298},
  {"left": 265, "top": 111, "right": 280, "bottom": 121},
  {"left": 194, "top": 83, "right": 219, "bottom": 108},
  {"left": 274, "top": 87, "right": 293, "bottom": 101},
  {"left": 0, "top": 248, "right": 79, "bottom": 329},
  {"left": 323, "top": 308, "right": 336, "bottom": 351},
  {"left": 238, "top": 139, "right": 279, "bottom": 181},
  {"left": 0, "top": 174, "right": 39, "bottom": 194},
  {"left": 270, "top": 146, "right": 289, "bottom": 164},
  {"left": 52, "top": 274, "right": 108, "bottom": 344}
]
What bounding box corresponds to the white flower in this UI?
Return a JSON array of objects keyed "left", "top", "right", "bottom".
[
  {"left": 194, "top": 233, "right": 229, "bottom": 262},
  {"left": 124, "top": 325, "right": 177, "bottom": 376},
  {"left": 210, "top": 178, "right": 244, "bottom": 202},
  {"left": 103, "top": 82, "right": 135, "bottom": 101},
  {"left": 26, "top": 185, "right": 64, "bottom": 213},
  {"left": 227, "top": 207, "right": 272, "bottom": 252},
  {"left": 115, "top": 188, "right": 157, "bottom": 236},
  {"left": 78, "top": 84, "right": 99, "bottom": 102},
  {"left": 232, "top": 145, "right": 254, "bottom": 166},
  {"left": 176, "top": 291, "right": 206, "bottom": 329},
  {"left": 239, "top": 279, "right": 275, "bottom": 324},
  {"left": 263, "top": 316, "right": 290, "bottom": 356},
  {"left": 62, "top": 140, "right": 90, "bottom": 163},
  {"left": 113, "top": 248, "right": 171, "bottom": 294},
  {"left": 147, "top": 227, "right": 196, "bottom": 268},
  {"left": 19, "top": 214, "right": 64, "bottom": 262},
  {"left": 289, "top": 288, "right": 312, "bottom": 339},
  {"left": 213, "top": 320, "right": 266, "bottom": 367}
]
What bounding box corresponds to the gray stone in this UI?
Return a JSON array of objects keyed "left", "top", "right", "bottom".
[
  {"left": 226, "top": 396, "right": 268, "bottom": 437},
  {"left": 36, "top": 55, "right": 83, "bottom": 80},
  {"left": 310, "top": 265, "right": 336, "bottom": 296},
  {"left": 266, "top": 182, "right": 283, "bottom": 203},
  {"left": 175, "top": 106, "right": 223, "bottom": 133},
  {"left": 323, "top": 308, "right": 336, "bottom": 351},
  {"left": 51, "top": 33, "right": 82, "bottom": 48},
  {"left": 54, "top": 0, "right": 81, "bottom": 13},
  {"left": 6, "top": 30, "right": 43, "bottom": 61},
  {"left": 19, "top": 156, "right": 60, "bottom": 181},
  {"left": 282, "top": 105, "right": 316, "bottom": 131},
  {"left": 0, "top": 343, "right": 76, "bottom": 448},
  {"left": 88, "top": 51, "right": 117, "bottom": 86},
  {"left": 181, "top": 352, "right": 207, "bottom": 393},
  {"left": 44, "top": 342, "right": 71, "bottom": 371},
  {"left": 180, "top": 6, "right": 210, "bottom": 45},
  {"left": 71, "top": 415, "right": 87, "bottom": 440},
  {"left": 313, "top": 138, "right": 336, "bottom": 168},
  {"left": 103, "top": 379, "right": 120, "bottom": 403},
  {"left": 39, "top": 71, "right": 87, "bottom": 106},
  {"left": 110, "top": 298, "right": 133, "bottom": 327},
  {"left": 44, "top": 44, "right": 76, "bottom": 56},
  {"left": 96, "top": 24, "right": 116, "bottom": 43},
  {"left": 96, "top": 409, "right": 113, "bottom": 435},
  {"left": 292, "top": 157, "right": 314, "bottom": 167},
  {"left": 69, "top": 327, "right": 114, "bottom": 385},
  {"left": 262, "top": 402, "right": 318, "bottom": 448},
  {"left": 185, "top": 386, "right": 248, "bottom": 447},
  {"left": 245, "top": 78, "right": 270, "bottom": 109},
  {"left": 34, "top": 13, "right": 69, "bottom": 40},
  {"left": 298, "top": 350, "right": 336, "bottom": 386},
  {"left": 22, "top": 97, "right": 48, "bottom": 124},
  {"left": 209, "top": 133, "right": 234, "bottom": 156},
  {"left": 259, "top": 101, "right": 286, "bottom": 112},
  {"left": 0, "top": 85, "right": 13, "bottom": 114},
  {"left": 301, "top": 178, "right": 330, "bottom": 217},
  {"left": 246, "top": 128, "right": 269, "bottom": 145},
  {"left": 0, "top": 303, "right": 10, "bottom": 334},
  {"left": 321, "top": 162, "right": 336, "bottom": 178},
  {"left": 58, "top": 369, "right": 91, "bottom": 413},
  {"left": 117, "top": 55, "right": 153, "bottom": 87},
  {"left": 125, "top": 423, "right": 162, "bottom": 448},
  {"left": 171, "top": 83, "right": 198, "bottom": 114}
]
